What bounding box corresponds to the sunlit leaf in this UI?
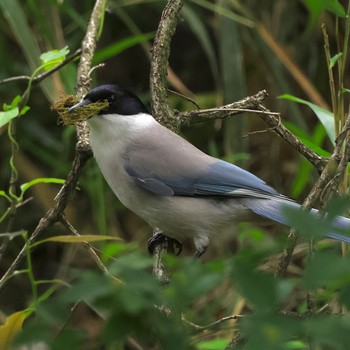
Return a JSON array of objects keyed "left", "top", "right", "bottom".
[
  {"left": 0, "top": 95, "right": 28, "bottom": 127},
  {"left": 330, "top": 52, "right": 343, "bottom": 68},
  {"left": 0, "top": 108, "right": 19, "bottom": 128},
  {"left": 279, "top": 94, "right": 335, "bottom": 144},
  {"left": 40, "top": 46, "right": 70, "bottom": 70},
  {"left": 0, "top": 311, "right": 28, "bottom": 350}
]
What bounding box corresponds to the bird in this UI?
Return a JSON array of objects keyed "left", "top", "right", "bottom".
[{"left": 69, "top": 84, "right": 350, "bottom": 257}]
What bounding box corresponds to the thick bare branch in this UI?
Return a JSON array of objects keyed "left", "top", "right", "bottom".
[
  {"left": 150, "top": 0, "right": 183, "bottom": 132},
  {"left": 275, "top": 114, "right": 350, "bottom": 277},
  {"left": 0, "top": 0, "right": 105, "bottom": 291}
]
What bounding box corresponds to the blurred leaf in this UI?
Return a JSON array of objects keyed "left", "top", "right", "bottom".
[
  {"left": 282, "top": 205, "right": 329, "bottom": 240},
  {"left": 39, "top": 46, "right": 70, "bottom": 71},
  {"left": 303, "top": 0, "right": 346, "bottom": 27},
  {"left": 101, "top": 242, "right": 131, "bottom": 264},
  {"left": 279, "top": 94, "right": 335, "bottom": 144},
  {"left": 197, "top": 338, "right": 229, "bottom": 349},
  {"left": 219, "top": 0, "right": 247, "bottom": 166},
  {"left": 93, "top": 33, "right": 154, "bottom": 64},
  {"left": 305, "top": 315, "right": 350, "bottom": 348},
  {"left": 61, "top": 272, "right": 113, "bottom": 303},
  {"left": 0, "top": 310, "right": 28, "bottom": 350},
  {"left": 324, "top": 195, "right": 350, "bottom": 217},
  {"left": 330, "top": 52, "right": 343, "bottom": 68},
  {"left": 182, "top": 5, "right": 219, "bottom": 85},
  {"left": 233, "top": 254, "right": 277, "bottom": 311},
  {"left": 190, "top": 0, "right": 254, "bottom": 27},
  {"left": 324, "top": 0, "right": 346, "bottom": 17},
  {"left": 0, "top": 0, "right": 55, "bottom": 101},
  {"left": 286, "top": 340, "right": 307, "bottom": 349},
  {"left": 242, "top": 313, "right": 300, "bottom": 350},
  {"left": 303, "top": 252, "right": 350, "bottom": 289}
]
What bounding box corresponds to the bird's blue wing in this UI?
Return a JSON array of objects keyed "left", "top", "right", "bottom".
[
  {"left": 193, "top": 160, "right": 278, "bottom": 196},
  {"left": 125, "top": 157, "right": 279, "bottom": 198}
]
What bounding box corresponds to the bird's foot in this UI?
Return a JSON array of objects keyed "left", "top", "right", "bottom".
[{"left": 148, "top": 232, "right": 183, "bottom": 256}]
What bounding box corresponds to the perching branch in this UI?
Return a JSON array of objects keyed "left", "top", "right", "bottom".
[
  {"left": 150, "top": 0, "right": 184, "bottom": 132},
  {"left": 275, "top": 114, "right": 350, "bottom": 277},
  {"left": 0, "top": 0, "right": 105, "bottom": 291},
  {"left": 149, "top": 0, "right": 184, "bottom": 282},
  {"left": 179, "top": 91, "right": 326, "bottom": 172}
]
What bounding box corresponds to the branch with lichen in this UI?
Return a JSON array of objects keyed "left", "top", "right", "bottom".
[{"left": 0, "top": 0, "right": 106, "bottom": 291}]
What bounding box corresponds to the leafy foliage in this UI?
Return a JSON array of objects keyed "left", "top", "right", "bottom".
[{"left": 1, "top": 0, "right": 350, "bottom": 349}]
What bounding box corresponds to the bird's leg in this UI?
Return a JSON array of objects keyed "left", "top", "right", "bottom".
[
  {"left": 192, "top": 234, "right": 209, "bottom": 260},
  {"left": 193, "top": 246, "right": 207, "bottom": 259},
  {"left": 148, "top": 231, "right": 183, "bottom": 256}
]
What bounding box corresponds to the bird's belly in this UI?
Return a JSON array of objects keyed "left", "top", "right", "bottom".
[
  {"left": 128, "top": 194, "right": 248, "bottom": 239},
  {"left": 93, "top": 155, "right": 248, "bottom": 238}
]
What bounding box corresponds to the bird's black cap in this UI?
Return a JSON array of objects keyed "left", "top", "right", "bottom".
[{"left": 70, "top": 84, "right": 149, "bottom": 116}]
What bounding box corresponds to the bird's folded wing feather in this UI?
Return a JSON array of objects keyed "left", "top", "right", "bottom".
[{"left": 123, "top": 126, "right": 281, "bottom": 198}]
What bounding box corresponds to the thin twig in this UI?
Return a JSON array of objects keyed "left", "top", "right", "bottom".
[
  {"left": 0, "top": 0, "right": 105, "bottom": 291},
  {"left": 150, "top": 0, "right": 184, "bottom": 131},
  {"left": 275, "top": 114, "right": 350, "bottom": 277},
  {"left": 182, "top": 314, "right": 243, "bottom": 331},
  {"left": 149, "top": 0, "right": 184, "bottom": 281},
  {"left": 59, "top": 214, "right": 109, "bottom": 274},
  {"left": 0, "top": 48, "right": 82, "bottom": 86}
]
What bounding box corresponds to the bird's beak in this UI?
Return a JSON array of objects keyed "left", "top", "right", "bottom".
[{"left": 68, "top": 98, "right": 91, "bottom": 112}]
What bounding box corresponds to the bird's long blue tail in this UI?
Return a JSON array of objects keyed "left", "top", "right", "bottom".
[{"left": 240, "top": 197, "right": 350, "bottom": 244}]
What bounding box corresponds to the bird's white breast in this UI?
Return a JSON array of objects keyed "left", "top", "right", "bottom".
[{"left": 87, "top": 113, "right": 156, "bottom": 208}]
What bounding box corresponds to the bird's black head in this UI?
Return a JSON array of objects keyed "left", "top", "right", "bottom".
[{"left": 71, "top": 84, "right": 149, "bottom": 116}]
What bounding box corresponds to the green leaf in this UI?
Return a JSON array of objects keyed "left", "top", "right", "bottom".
[
  {"left": 182, "top": 5, "right": 219, "bottom": 85},
  {"left": 324, "top": 0, "right": 346, "bottom": 17},
  {"left": 341, "top": 87, "right": 350, "bottom": 94},
  {"left": 0, "top": 0, "right": 55, "bottom": 101},
  {"left": 20, "top": 177, "right": 65, "bottom": 197},
  {"left": 3, "top": 95, "right": 21, "bottom": 111},
  {"left": 330, "top": 52, "right": 343, "bottom": 68},
  {"left": 93, "top": 33, "right": 154, "bottom": 64},
  {"left": 303, "top": 252, "right": 350, "bottom": 289},
  {"left": 197, "top": 338, "right": 229, "bottom": 350},
  {"left": 279, "top": 94, "right": 335, "bottom": 144},
  {"left": 40, "top": 46, "right": 70, "bottom": 71},
  {"left": 33, "top": 235, "right": 122, "bottom": 247},
  {"left": 0, "top": 108, "right": 19, "bottom": 128},
  {"left": 284, "top": 121, "right": 330, "bottom": 157},
  {"left": 19, "top": 105, "right": 30, "bottom": 116},
  {"left": 0, "top": 310, "right": 28, "bottom": 350},
  {"left": 0, "top": 190, "right": 11, "bottom": 201}
]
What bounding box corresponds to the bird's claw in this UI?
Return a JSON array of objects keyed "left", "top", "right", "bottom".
[{"left": 148, "top": 233, "right": 183, "bottom": 256}]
